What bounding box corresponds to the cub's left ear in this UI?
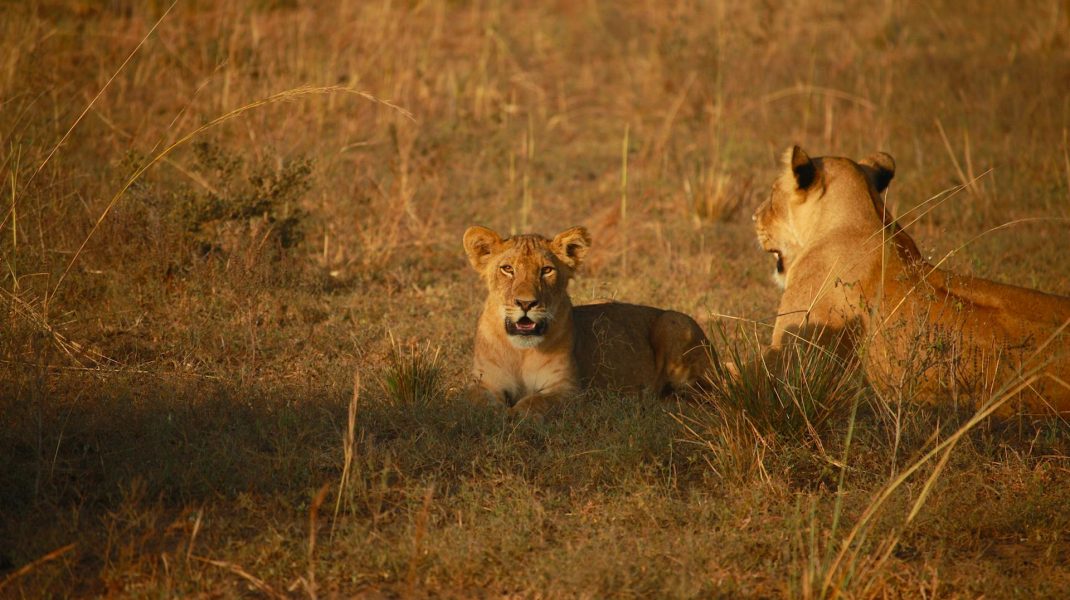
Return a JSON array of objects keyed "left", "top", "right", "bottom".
[
  {"left": 463, "top": 226, "right": 503, "bottom": 271},
  {"left": 860, "top": 152, "right": 896, "bottom": 193},
  {"left": 550, "top": 226, "right": 591, "bottom": 270}
]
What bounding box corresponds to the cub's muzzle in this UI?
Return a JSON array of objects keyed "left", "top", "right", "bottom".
[{"left": 505, "top": 315, "right": 547, "bottom": 337}]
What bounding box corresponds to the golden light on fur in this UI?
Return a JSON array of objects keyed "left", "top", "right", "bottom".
[{"left": 753, "top": 146, "right": 1070, "bottom": 416}]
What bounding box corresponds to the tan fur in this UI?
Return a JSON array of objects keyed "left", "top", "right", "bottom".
[
  {"left": 463, "top": 225, "right": 713, "bottom": 417},
  {"left": 753, "top": 146, "right": 1070, "bottom": 416}
]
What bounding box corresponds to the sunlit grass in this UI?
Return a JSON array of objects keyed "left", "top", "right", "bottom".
[{"left": 2, "top": 0, "right": 1069, "bottom": 596}]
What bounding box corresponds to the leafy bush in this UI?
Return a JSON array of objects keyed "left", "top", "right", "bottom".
[{"left": 174, "top": 141, "right": 313, "bottom": 258}]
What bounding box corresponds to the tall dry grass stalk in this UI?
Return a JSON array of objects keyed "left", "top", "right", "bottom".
[
  {"left": 810, "top": 370, "right": 1044, "bottom": 598},
  {"left": 1063, "top": 128, "right": 1070, "bottom": 207},
  {"left": 1, "top": 287, "right": 110, "bottom": 368},
  {"left": 194, "top": 556, "right": 284, "bottom": 599},
  {"left": 405, "top": 484, "right": 435, "bottom": 597},
  {"left": 185, "top": 509, "right": 203, "bottom": 566},
  {"left": 522, "top": 115, "right": 535, "bottom": 233},
  {"left": 302, "top": 483, "right": 331, "bottom": 600},
  {"left": 7, "top": 1, "right": 178, "bottom": 212},
  {"left": 0, "top": 543, "right": 76, "bottom": 593},
  {"left": 7, "top": 146, "right": 18, "bottom": 296},
  {"left": 332, "top": 372, "right": 361, "bottom": 539},
  {"left": 935, "top": 118, "right": 984, "bottom": 199},
  {"left": 620, "top": 123, "right": 630, "bottom": 272}
]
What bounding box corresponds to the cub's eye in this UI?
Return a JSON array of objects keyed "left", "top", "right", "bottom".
[
  {"left": 499, "top": 265, "right": 514, "bottom": 276},
  {"left": 540, "top": 266, "right": 554, "bottom": 276}
]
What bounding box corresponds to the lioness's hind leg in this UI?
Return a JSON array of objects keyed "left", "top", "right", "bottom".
[{"left": 651, "top": 311, "right": 716, "bottom": 395}]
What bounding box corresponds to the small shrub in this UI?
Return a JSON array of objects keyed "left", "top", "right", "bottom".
[
  {"left": 679, "top": 323, "right": 866, "bottom": 484},
  {"left": 379, "top": 335, "right": 444, "bottom": 407},
  {"left": 710, "top": 323, "right": 865, "bottom": 438},
  {"left": 675, "top": 397, "right": 771, "bottom": 484},
  {"left": 174, "top": 141, "right": 313, "bottom": 258},
  {"left": 684, "top": 169, "right": 751, "bottom": 223}
]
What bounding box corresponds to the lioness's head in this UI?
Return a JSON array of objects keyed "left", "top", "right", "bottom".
[
  {"left": 752, "top": 145, "right": 897, "bottom": 287},
  {"left": 463, "top": 225, "right": 591, "bottom": 348}
]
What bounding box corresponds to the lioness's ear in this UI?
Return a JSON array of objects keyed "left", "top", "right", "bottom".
[
  {"left": 463, "top": 226, "right": 503, "bottom": 271},
  {"left": 860, "top": 152, "right": 896, "bottom": 193},
  {"left": 788, "top": 145, "right": 816, "bottom": 190},
  {"left": 550, "top": 226, "right": 591, "bottom": 269}
]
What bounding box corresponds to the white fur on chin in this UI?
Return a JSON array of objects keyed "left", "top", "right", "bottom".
[
  {"left": 508, "top": 334, "right": 545, "bottom": 349},
  {"left": 772, "top": 269, "right": 786, "bottom": 290}
]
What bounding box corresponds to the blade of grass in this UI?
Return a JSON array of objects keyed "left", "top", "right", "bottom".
[
  {"left": 194, "top": 556, "right": 285, "bottom": 599},
  {"left": 0, "top": 543, "right": 76, "bottom": 593},
  {"left": 331, "top": 372, "right": 361, "bottom": 540},
  {"left": 1, "top": 1, "right": 179, "bottom": 232},
  {"left": 820, "top": 370, "right": 1042, "bottom": 595}
]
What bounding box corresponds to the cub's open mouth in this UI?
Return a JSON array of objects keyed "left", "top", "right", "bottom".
[
  {"left": 770, "top": 250, "right": 785, "bottom": 274},
  {"left": 505, "top": 316, "right": 547, "bottom": 336}
]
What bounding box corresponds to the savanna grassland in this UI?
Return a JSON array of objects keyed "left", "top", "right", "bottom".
[{"left": 3, "top": 1, "right": 1070, "bottom": 597}]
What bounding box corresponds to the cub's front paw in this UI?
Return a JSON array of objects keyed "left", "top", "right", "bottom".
[
  {"left": 466, "top": 386, "right": 507, "bottom": 411},
  {"left": 510, "top": 394, "right": 551, "bottom": 420}
]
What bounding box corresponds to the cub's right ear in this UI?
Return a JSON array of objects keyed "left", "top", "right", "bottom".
[
  {"left": 463, "top": 226, "right": 503, "bottom": 271},
  {"left": 789, "top": 145, "right": 816, "bottom": 190},
  {"left": 550, "top": 226, "right": 591, "bottom": 270}
]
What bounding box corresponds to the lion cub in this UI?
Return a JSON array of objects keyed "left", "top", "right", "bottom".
[{"left": 463, "top": 225, "right": 713, "bottom": 416}]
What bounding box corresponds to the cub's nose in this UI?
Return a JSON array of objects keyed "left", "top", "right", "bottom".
[{"left": 515, "top": 299, "right": 539, "bottom": 312}]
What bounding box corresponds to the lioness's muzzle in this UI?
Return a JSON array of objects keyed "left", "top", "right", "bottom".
[{"left": 772, "top": 250, "right": 785, "bottom": 274}]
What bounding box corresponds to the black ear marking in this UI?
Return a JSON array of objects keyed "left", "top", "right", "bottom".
[
  {"left": 791, "top": 145, "right": 816, "bottom": 190},
  {"left": 860, "top": 152, "right": 896, "bottom": 193}
]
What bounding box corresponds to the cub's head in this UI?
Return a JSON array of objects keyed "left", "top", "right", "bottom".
[
  {"left": 752, "top": 145, "right": 897, "bottom": 287},
  {"left": 463, "top": 225, "right": 591, "bottom": 348}
]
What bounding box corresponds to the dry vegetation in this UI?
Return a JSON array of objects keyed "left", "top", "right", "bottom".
[{"left": 2, "top": 0, "right": 1070, "bottom": 597}]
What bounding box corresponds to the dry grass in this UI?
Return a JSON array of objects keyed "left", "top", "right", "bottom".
[{"left": 3, "top": 0, "right": 1070, "bottom": 597}]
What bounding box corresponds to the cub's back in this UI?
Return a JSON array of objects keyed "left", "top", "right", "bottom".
[{"left": 571, "top": 302, "right": 666, "bottom": 393}]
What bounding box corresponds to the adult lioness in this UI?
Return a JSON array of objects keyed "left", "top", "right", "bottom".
[
  {"left": 463, "top": 225, "right": 713, "bottom": 416},
  {"left": 753, "top": 146, "right": 1070, "bottom": 416}
]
